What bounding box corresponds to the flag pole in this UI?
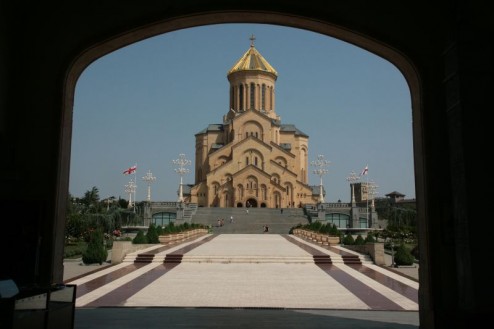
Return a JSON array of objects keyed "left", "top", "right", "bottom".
[
  {"left": 133, "top": 163, "right": 137, "bottom": 213},
  {"left": 365, "top": 165, "right": 369, "bottom": 227}
]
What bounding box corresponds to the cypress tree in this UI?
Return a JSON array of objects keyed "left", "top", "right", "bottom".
[{"left": 82, "top": 228, "right": 108, "bottom": 265}]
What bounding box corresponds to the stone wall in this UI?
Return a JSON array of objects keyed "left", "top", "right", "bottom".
[
  {"left": 343, "top": 242, "right": 385, "bottom": 265},
  {"left": 111, "top": 241, "right": 156, "bottom": 264}
]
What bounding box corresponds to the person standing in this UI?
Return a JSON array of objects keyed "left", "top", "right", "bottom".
[{"left": 230, "top": 215, "right": 234, "bottom": 223}]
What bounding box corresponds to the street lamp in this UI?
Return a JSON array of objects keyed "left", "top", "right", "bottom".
[
  {"left": 368, "top": 180, "right": 379, "bottom": 208},
  {"left": 172, "top": 153, "right": 191, "bottom": 202},
  {"left": 346, "top": 171, "right": 360, "bottom": 203},
  {"left": 142, "top": 170, "right": 157, "bottom": 202},
  {"left": 311, "top": 154, "right": 330, "bottom": 203},
  {"left": 124, "top": 180, "right": 137, "bottom": 212}
]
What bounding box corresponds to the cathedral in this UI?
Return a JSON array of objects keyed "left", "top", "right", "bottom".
[{"left": 189, "top": 37, "right": 319, "bottom": 208}]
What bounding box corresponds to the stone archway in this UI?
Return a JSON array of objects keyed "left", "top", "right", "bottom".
[
  {"left": 246, "top": 198, "right": 257, "bottom": 208},
  {"left": 57, "top": 6, "right": 436, "bottom": 327}
]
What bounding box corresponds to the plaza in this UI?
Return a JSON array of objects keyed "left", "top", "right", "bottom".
[{"left": 64, "top": 233, "right": 419, "bottom": 328}]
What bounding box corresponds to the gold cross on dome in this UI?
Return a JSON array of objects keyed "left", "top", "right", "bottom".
[{"left": 250, "top": 34, "right": 256, "bottom": 47}]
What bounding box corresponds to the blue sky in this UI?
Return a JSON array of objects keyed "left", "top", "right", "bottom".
[{"left": 70, "top": 23, "right": 414, "bottom": 203}]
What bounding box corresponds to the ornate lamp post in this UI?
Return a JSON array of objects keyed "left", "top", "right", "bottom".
[
  {"left": 346, "top": 171, "right": 360, "bottom": 203},
  {"left": 311, "top": 154, "right": 331, "bottom": 203},
  {"left": 142, "top": 170, "right": 157, "bottom": 202},
  {"left": 368, "top": 180, "right": 379, "bottom": 208},
  {"left": 172, "top": 153, "right": 191, "bottom": 202},
  {"left": 124, "top": 180, "right": 137, "bottom": 212}
]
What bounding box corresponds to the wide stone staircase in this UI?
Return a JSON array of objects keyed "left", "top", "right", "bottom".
[
  {"left": 122, "top": 207, "right": 373, "bottom": 266},
  {"left": 189, "top": 207, "right": 309, "bottom": 234},
  {"left": 122, "top": 234, "right": 374, "bottom": 265}
]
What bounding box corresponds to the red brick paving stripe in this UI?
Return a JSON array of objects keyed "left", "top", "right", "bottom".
[
  {"left": 166, "top": 234, "right": 218, "bottom": 255},
  {"left": 80, "top": 235, "right": 219, "bottom": 307},
  {"left": 84, "top": 263, "right": 180, "bottom": 307},
  {"left": 75, "top": 263, "right": 146, "bottom": 298},
  {"left": 317, "top": 264, "right": 406, "bottom": 310},
  {"left": 282, "top": 234, "right": 331, "bottom": 256},
  {"left": 346, "top": 264, "right": 418, "bottom": 303},
  {"left": 283, "top": 234, "right": 406, "bottom": 310},
  {"left": 137, "top": 245, "right": 176, "bottom": 255}
]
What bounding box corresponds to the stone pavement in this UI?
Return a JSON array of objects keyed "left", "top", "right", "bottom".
[{"left": 64, "top": 234, "right": 420, "bottom": 328}]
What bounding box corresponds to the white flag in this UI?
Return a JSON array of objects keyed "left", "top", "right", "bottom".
[{"left": 360, "top": 165, "right": 368, "bottom": 176}]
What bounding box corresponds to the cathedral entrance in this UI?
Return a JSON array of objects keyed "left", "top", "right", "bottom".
[{"left": 246, "top": 198, "right": 257, "bottom": 208}]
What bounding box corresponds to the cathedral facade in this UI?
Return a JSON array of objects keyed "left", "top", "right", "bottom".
[{"left": 189, "top": 38, "right": 319, "bottom": 208}]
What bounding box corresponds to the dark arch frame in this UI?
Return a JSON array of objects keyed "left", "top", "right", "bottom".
[{"left": 60, "top": 10, "right": 427, "bottom": 326}]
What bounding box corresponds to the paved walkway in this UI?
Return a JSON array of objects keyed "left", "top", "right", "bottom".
[{"left": 64, "top": 234, "right": 420, "bottom": 328}]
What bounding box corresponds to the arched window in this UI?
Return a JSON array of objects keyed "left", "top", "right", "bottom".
[
  {"left": 261, "top": 84, "right": 266, "bottom": 110},
  {"left": 250, "top": 82, "right": 255, "bottom": 109},
  {"left": 270, "top": 87, "right": 273, "bottom": 111},
  {"left": 239, "top": 84, "right": 244, "bottom": 111},
  {"left": 255, "top": 157, "right": 258, "bottom": 166}
]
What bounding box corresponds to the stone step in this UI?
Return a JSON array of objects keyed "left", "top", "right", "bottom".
[
  {"left": 134, "top": 254, "right": 155, "bottom": 263},
  {"left": 123, "top": 253, "right": 372, "bottom": 265}
]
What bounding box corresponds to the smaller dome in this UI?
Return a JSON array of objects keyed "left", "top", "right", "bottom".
[{"left": 227, "top": 37, "right": 278, "bottom": 77}]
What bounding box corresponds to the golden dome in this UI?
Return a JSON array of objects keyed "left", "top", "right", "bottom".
[{"left": 227, "top": 36, "right": 278, "bottom": 77}]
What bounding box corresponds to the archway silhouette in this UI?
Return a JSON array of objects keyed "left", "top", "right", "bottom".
[{"left": 62, "top": 11, "right": 425, "bottom": 325}]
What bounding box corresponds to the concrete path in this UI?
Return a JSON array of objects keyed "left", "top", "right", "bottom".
[{"left": 64, "top": 234, "right": 420, "bottom": 328}]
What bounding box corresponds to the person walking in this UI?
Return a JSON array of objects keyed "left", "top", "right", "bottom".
[{"left": 230, "top": 215, "right": 234, "bottom": 223}]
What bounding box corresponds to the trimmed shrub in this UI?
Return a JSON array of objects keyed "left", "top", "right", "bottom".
[
  {"left": 364, "top": 234, "right": 376, "bottom": 243},
  {"left": 329, "top": 224, "right": 339, "bottom": 236},
  {"left": 354, "top": 234, "right": 365, "bottom": 245},
  {"left": 394, "top": 243, "right": 415, "bottom": 266},
  {"left": 146, "top": 223, "right": 160, "bottom": 244},
  {"left": 82, "top": 229, "right": 108, "bottom": 265},
  {"left": 342, "top": 234, "right": 355, "bottom": 245},
  {"left": 133, "top": 230, "right": 148, "bottom": 244},
  {"left": 164, "top": 222, "right": 176, "bottom": 234}
]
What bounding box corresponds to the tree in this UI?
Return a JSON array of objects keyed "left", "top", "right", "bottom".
[
  {"left": 82, "top": 228, "right": 108, "bottom": 265},
  {"left": 146, "top": 223, "right": 160, "bottom": 244},
  {"left": 117, "top": 197, "right": 129, "bottom": 209},
  {"left": 394, "top": 243, "right": 415, "bottom": 266},
  {"left": 133, "top": 230, "right": 147, "bottom": 244},
  {"left": 82, "top": 186, "right": 101, "bottom": 213},
  {"left": 354, "top": 234, "right": 365, "bottom": 245},
  {"left": 364, "top": 233, "right": 376, "bottom": 243},
  {"left": 343, "top": 234, "right": 355, "bottom": 245}
]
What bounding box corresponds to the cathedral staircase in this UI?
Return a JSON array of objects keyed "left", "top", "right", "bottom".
[{"left": 190, "top": 207, "right": 309, "bottom": 234}]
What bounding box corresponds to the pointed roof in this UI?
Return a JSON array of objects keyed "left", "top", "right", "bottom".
[{"left": 227, "top": 35, "right": 278, "bottom": 77}]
